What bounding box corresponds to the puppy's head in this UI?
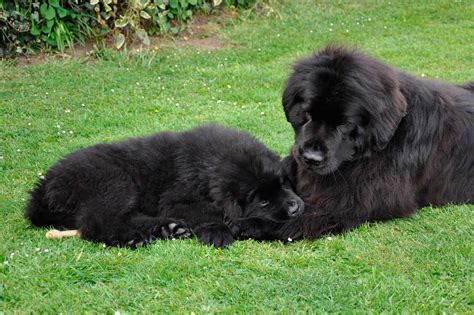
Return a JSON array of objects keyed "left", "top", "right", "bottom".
[
  {"left": 283, "top": 46, "right": 407, "bottom": 175},
  {"left": 218, "top": 153, "right": 304, "bottom": 223},
  {"left": 241, "top": 167, "right": 304, "bottom": 222}
]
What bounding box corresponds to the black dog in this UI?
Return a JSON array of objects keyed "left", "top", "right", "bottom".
[
  {"left": 241, "top": 46, "right": 473, "bottom": 241},
  {"left": 25, "top": 124, "right": 304, "bottom": 248}
]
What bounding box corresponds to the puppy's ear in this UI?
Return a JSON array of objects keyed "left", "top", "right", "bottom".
[
  {"left": 210, "top": 181, "right": 244, "bottom": 220},
  {"left": 367, "top": 71, "right": 407, "bottom": 151},
  {"left": 221, "top": 199, "right": 244, "bottom": 220}
]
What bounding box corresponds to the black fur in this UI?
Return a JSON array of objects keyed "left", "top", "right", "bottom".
[
  {"left": 25, "top": 124, "right": 304, "bottom": 248},
  {"left": 241, "top": 46, "right": 473, "bottom": 240}
]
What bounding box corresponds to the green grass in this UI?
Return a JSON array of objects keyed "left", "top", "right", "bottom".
[{"left": 1, "top": 0, "right": 473, "bottom": 312}]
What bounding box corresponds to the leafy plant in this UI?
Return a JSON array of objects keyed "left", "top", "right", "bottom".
[
  {"left": 0, "top": 1, "right": 35, "bottom": 57},
  {"left": 31, "top": 0, "right": 95, "bottom": 52},
  {"left": 90, "top": 0, "right": 208, "bottom": 49},
  {"left": 0, "top": 0, "right": 264, "bottom": 57}
]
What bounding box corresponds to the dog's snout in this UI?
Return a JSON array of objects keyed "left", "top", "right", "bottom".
[
  {"left": 302, "top": 149, "right": 326, "bottom": 165},
  {"left": 287, "top": 199, "right": 303, "bottom": 217}
]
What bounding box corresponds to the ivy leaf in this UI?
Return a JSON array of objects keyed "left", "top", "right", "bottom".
[
  {"left": 138, "top": 0, "right": 150, "bottom": 9},
  {"left": 31, "top": 11, "right": 40, "bottom": 22},
  {"left": 40, "top": 4, "right": 56, "bottom": 20},
  {"left": 169, "top": 0, "right": 179, "bottom": 9},
  {"left": 56, "top": 6, "right": 69, "bottom": 18},
  {"left": 90, "top": 0, "right": 99, "bottom": 5},
  {"left": 47, "top": 34, "right": 57, "bottom": 46},
  {"left": 140, "top": 10, "right": 151, "bottom": 19},
  {"left": 104, "top": 3, "right": 112, "bottom": 12},
  {"left": 115, "top": 18, "right": 128, "bottom": 28},
  {"left": 48, "top": 0, "right": 60, "bottom": 8},
  {"left": 115, "top": 33, "right": 125, "bottom": 49},
  {"left": 30, "top": 22, "right": 41, "bottom": 36},
  {"left": 42, "top": 22, "right": 53, "bottom": 34}
]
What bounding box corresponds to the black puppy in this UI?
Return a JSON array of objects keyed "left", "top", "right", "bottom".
[{"left": 25, "top": 124, "right": 304, "bottom": 248}]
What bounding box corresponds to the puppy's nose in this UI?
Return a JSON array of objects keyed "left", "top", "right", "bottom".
[
  {"left": 302, "top": 149, "right": 326, "bottom": 165},
  {"left": 287, "top": 199, "right": 302, "bottom": 217}
]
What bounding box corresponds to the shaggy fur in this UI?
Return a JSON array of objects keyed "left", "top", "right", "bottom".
[
  {"left": 239, "top": 46, "right": 473, "bottom": 240},
  {"left": 25, "top": 124, "right": 304, "bottom": 248}
]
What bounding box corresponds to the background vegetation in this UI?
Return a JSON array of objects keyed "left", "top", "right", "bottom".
[
  {"left": 1, "top": 0, "right": 473, "bottom": 313},
  {"left": 0, "top": 0, "right": 258, "bottom": 57}
]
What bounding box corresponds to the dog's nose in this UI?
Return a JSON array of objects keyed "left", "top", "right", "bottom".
[
  {"left": 287, "top": 199, "right": 303, "bottom": 217},
  {"left": 302, "top": 149, "right": 326, "bottom": 165}
]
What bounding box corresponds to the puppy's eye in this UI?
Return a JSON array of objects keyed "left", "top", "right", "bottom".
[
  {"left": 338, "top": 122, "right": 354, "bottom": 131},
  {"left": 260, "top": 200, "right": 270, "bottom": 207}
]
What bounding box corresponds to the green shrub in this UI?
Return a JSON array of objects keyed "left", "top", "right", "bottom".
[
  {"left": 0, "top": 0, "right": 262, "bottom": 58},
  {"left": 0, "top": 0, "right": 97, "bottom": 57}
]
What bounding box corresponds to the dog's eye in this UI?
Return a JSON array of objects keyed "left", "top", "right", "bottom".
[
  {"left": 260, "top": 200, "right": 270, "bottom": 207},
  {"left": 338, "top": 122, "right": 354, "bottom": 131}
]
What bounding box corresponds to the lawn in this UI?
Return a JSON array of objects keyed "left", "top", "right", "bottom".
[{"left": 1, "top": 0, "right": 473, "bottom": 313}]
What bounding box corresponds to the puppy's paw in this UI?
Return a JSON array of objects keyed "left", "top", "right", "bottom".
[
  {"left": 126, "top": 238, "right": 147, "bottom": 249},
  {"left": 194, "top": 222, "right": 235, "bottom": 248},
  {"left": 158, "top": 219, "right": 192, "bottom": 240}
]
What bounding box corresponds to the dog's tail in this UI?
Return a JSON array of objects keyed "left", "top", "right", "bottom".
[
  {"left": 25, "top": 178, "right": 76, "bottom": 229},
  {"left": 458, "top": 81, "right": 474, "bottom": 92}
]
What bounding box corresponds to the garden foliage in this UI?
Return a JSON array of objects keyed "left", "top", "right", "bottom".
[{"left": 0, "top": 0, "right": 259, "bottom": 57}]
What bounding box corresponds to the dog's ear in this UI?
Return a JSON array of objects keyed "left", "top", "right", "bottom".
[
  {"left": 282, "top": 58, "right": 315, "bottom": 128},
  {"left": 222, "top": 198, "right": 244, "bottom": 220},
  {"left": 282, "top": 75, "right": 305, "bottom": 124},
  {"left": 209, "top": 179, "right": 245, "bottom": 220},
  {"left": 367, "top": 71, "right": 407, "bottom": 151}
]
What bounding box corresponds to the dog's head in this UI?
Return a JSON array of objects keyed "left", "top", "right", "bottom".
[
  {"left": 283, "top": 46, "right": 407, "bottom": 175},
  {"left": 214, "top": 152, "right": 305, "bottom": 223},
  {"left": 241, "top": 164, "right": 304, "bottom": 222}
]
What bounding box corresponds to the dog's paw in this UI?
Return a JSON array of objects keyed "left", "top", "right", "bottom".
[
  {"left": 158, "top": 219, "right": 192, "bottom": 240},
  {"left": 194, "top": 222, "right": 235, "bottom": 248}
]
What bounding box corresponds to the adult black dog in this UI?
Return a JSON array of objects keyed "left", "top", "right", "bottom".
[
  {"left": 25, "top": 124, "right": 304, "bottom": 248},
  {"left": 241, "top": 46, "right": 473, "bottom": 241}
]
